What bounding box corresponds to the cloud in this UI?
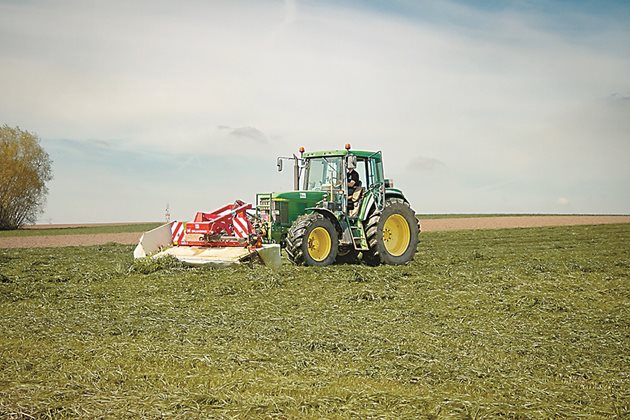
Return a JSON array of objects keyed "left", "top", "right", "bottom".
[
  {"left": 225, "top": 126, "right": 268, "bottom": 143},
  {"left": 407, "top": 156, "right": 446, "bottom": 172},
  {"left": 608, "top": 92, "right": 630, "bottom": 102}
]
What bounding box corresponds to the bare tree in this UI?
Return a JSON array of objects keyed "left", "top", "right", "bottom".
[{"left": 0, "top": 125, "right": 53, "bottom": 230}]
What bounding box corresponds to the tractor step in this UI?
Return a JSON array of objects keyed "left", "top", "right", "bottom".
[{"left": 350, "top": 222, "right": 369, "bottom": 251}]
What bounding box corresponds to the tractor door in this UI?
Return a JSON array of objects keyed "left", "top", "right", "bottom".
[
  {"left": 360, "top": 156, "right": 385, "bottom": 212},
  {"left": 303, "top": 156, "right": 346, "bottom": 212}
]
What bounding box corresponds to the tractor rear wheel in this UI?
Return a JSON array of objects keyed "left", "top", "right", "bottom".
[
  {"left": 363, "top": 197, "right": 418, "bottom": 266},
  {"left": 286, "top": 213, "right": 338, "bottom": 266}
]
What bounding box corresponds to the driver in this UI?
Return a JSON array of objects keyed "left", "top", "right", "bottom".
[
  {"left": 346, "top": 162, "right": 362, "bottom": 215},
  {"left": 347, "top": 163, "right": 360, "bottom": 196}
]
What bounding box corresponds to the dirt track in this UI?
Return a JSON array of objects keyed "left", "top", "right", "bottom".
[
  {"left": 420, "top": 215, "right": 630, "bottom": 232},
  {"left": 1, "top": 216, "right": 629, "bottom": 249}
]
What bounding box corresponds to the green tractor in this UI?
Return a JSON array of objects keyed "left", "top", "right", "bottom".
[{"left": 255, "top": 145, "right": 419, "bottom": 266}]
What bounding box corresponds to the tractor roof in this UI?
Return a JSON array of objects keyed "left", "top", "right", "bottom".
[{"left": 302, "top": 149, "right": 381, "bottom": 159}]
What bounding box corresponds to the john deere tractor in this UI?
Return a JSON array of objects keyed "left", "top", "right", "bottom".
[{"left": 255, "top": 145, "right": 419, "bottom": 266}]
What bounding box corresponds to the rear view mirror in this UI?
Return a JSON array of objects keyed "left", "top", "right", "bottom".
[{"left": 277, "top": 158, "right": 283, "bottom": 172}]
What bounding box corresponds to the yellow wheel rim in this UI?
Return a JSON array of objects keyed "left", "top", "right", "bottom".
[
  {"left": 383, "top": 214, "right": 410, "bottom": 257},
  {"left": 307, "top": 227, "right": 332, "bottom": 262}
]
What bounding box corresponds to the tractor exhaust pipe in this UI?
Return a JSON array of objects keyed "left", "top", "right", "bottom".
[
  {"left": 293, "top": 153, "right": 299, "bottom": 190},
  {"left": 277, "top": 152, "right": 304, "bottom": 191}
]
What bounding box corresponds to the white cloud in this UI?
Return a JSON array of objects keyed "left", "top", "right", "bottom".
[{"left": 407, "top": 156, "right": 446, "bottom": 172}]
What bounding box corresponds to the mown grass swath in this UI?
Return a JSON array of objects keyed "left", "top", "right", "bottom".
[{"left": 0, "top": 224, "right": 628, "bottom": 417}]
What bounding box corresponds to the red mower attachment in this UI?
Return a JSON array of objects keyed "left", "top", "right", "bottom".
[
  {"left": 172, "top": 200, "right": 259, "bottom": 248},
  {"left": 134, "top": 200, "right": 280, "bottom": 269}
]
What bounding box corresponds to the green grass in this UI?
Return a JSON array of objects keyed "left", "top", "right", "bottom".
[
  {"left": 416, "top": 213, "right": 618, "bottom": 219},
  {"left": 0, "top": 223, "right": 162, "bottom": 238},
  {"left": 0, "top": 224, "right": 628, "bottom": 417}
]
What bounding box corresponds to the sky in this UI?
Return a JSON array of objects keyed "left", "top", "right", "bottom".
[{"left": 1, "top": 0, "right": 629, "bottom": 223}]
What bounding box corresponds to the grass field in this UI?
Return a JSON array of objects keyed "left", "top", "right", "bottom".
[
  {"left": 0, "top": 223, "right": 162, "bottom": 238},
  {"left": 0, "top": 224, "right": 628, "bottom": 417}
]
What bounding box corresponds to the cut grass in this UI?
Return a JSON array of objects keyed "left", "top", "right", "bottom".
[
  {"left": 0, "top": 223, "right": 162, "bottom": 238},
  {"left": 0, "top": 224, "right": 628, "bottom": 417}
]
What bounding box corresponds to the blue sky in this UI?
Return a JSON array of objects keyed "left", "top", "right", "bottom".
[{"left": 1, "top": 0, "right": 629, "bottom": 223}]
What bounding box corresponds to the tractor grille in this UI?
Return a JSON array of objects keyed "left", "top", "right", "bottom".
[
  {"left": 257, "top": 193, "right": 271, "bottom": 209},
  {"left": 272, "top": 201, "right": 289, "bottom": 224}
]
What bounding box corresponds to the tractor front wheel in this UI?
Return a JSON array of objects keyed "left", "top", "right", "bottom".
[
  {"left": 363, "top": 198, "right": 418, "bottom": 266},
  {"left": 286, "top": 213, "right": 339, "bottom": 266}
]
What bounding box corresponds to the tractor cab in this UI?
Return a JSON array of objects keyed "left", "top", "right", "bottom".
[{"left": 298, "top": 146, "right": 386, "bottom": 217}]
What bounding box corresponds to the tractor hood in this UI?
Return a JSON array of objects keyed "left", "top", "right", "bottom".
[
  {"left": 271, "top": 190, "right": 328, "bottom": 201},
  {"left": 257, "top": 190, "right": 328, "bottom": 218},
  {"left": 256, "top": 190, "right": 328, "bottom": 234}
]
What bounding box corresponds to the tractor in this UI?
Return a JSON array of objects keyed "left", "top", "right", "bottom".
[{"left": 255, "top": 144, "right": 419, "bottom": 266}]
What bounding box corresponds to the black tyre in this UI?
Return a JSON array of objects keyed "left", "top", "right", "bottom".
[
  {"left": 285, "top": 213, "right": 339, "bottom": 266},
  {"left": 363, "top": 197, "right": 419, "bottom": 266}
]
